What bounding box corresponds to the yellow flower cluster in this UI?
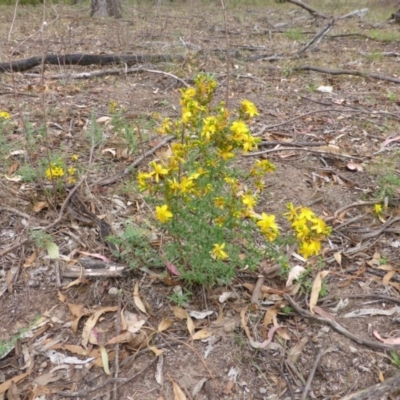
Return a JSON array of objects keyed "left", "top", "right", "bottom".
[
  {"left": 45, "top": 163, "right": 65, "bottom": 180},
  {"left": 285, "top": 203, "right": 331, "bottom": 259},
  {"left": 0, "top": 111, "right": 11, "bottom": 120},
  {"left": 45, "top": 160, "right": 78, "bottom": 183}
]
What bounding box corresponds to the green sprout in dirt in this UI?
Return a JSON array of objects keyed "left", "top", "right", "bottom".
[{"left": 135, "top": 74, "right": 279, "bottom": 285}]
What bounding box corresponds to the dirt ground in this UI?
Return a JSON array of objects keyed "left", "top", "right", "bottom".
[{"left": 2, "top": 0, "right": 400, "bottom": 399}]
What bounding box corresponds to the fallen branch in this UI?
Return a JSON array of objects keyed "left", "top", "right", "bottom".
[
  {"left": 244, "top": 146, "right": 361, "bottom": 160},
  {"left": 286, "top": 0, "right": 328, "bottom": 19},
  {"left": 0, "top": 53, "right": 182, "bottom": 73},
  {"left": 284, "top": 294, "right": 400, "bottom": 351},
  {"left": 43, "top": 67, "right": 189, "bottom": 87},
  {"left": 339, "top": 372, "right": 400, "bottom": 400},
  {"left": 294, "top": 65, "right": 400, "bottom": 84},
  {"left": 298, "top": 18, "right": 335, "bottom": 55}
]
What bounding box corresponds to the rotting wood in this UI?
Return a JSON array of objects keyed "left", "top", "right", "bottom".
[{"left": 0, "top": 53, "right": 182, "bottom": 73}]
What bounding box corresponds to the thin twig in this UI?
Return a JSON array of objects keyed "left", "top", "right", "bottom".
[
  {"left": 298, "top": 18, "right": 335, "bottom": 55},
  {"left": 112, "top": 295, "right": 122, "bottom": 400},
  {"left": 300, "top": 345, "right": 326, "bottom": 400},
  {"left": 295, "top": 65, "right": 400, "bottom": 84},
  {"left": 284, "top": 295, "right": 400, "bottom": 351},
  {"left": 244, "top": 146, "right": 361, "bottom": 160}
]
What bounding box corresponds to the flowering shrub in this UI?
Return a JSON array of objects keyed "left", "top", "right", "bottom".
[
  {"left": 133, "top": 75, "right": 331, "bottom": 285},
  {"left": 135, "top": 74, "right": 280, "bottom": 285}
]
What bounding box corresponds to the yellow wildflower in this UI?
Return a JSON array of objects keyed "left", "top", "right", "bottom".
[
  {"left": 299, "top": 239, "right": 321, "bottom": 259},
  {"left": 240, "top": 100, "right": 259, "bottom": 118},
  {"left": 71, "top": 154, "right": 79, "bottom": 162},
  {"left": 150, "top": 161, "right": 168, "bottom": 182},
  {"left": 284, "top": 202, "right": 299, "bottom": 222},
  {"left": 201, "top": 116, "right": 218, "bottom": 141},
  {"left": 0, "top": 111, "right": 11, "bottom": 120},
  {"left": 179, "top": 176, "right": 194, "bottom": 194},
  {"left": 242, "top": 194, "right": 257, "bottom": 210},
  {"left": 45, "top": 163, "right": 64, "bottom": 180},
  {"left": 67, "top": 167, "right": 76, "bottom": 176},
  {"left": 217, "top": 146, "right": 235, "bottom": 160},
  {"left": 311, "top": 217, "right": 328, "bottom": 235},
  {"left": 230, "top": 120, "right": 249, "bottom": 142},
  {"left": 373, "top": 204, "right": 383, "bottom": 216},
  {"left": 211, "top": 243, "right": 228, "bottom": 260},
  {"left": 242, "top": 133, "right": 259, "bottom": 153},
  {"left": 158, "top": 118, "right": 172, "bottom": 135},
  {"left": 155, "top": 205, "right": 173, "bottom": 223},
  {"left": 137, "top": 172, "right": 152, "bottom": 190},
  {"left": 298, "top": 207, "right": 315, "bottom": 221},
  {"left": 257, "top": 213, "right": 279, "bottom": 241}
]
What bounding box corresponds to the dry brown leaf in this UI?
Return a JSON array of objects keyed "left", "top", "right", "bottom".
[
  {"left": 170, "top": 378, "right": 187, "bottom": 400},
  {"left": 67, "top": 303, "right": 91, "bottom": 333},
  {"left": 223, "top": 380, "right": 234, "bottom": 395},
  {"left": 57, "top": 290, "right": 66, "bottom": 303},
  {"left": 100, "top": 346, "right": 111, "bottom": 375},
  {"left": 149, "top": 345, "right": 164, "bottom": 356},
  {"left": 287, "top": 336, "right": 309, "bottom": 364},
  {"left": 133, "top": 281, "right": 147, "bottom": 314},
  {"left": 158, "top": 319, "right": 174, "bottom": 332},
  {"left": 23, "top": 252, "right": 37, "bottom": 268},
  {"left": 82, "top": 306, "right": 118, "bottom": 347},
  {"left": 33, "top": 201, "right": 48, "bottom": 213},
  {"left": 172, "top": 306, "right": 188, "bottom": 320},
  {"left": 0, "top": 371, "right": 30, "bottom": 394},
  {"left": 373, "top": 330, "right": 400, "bottom": 345},
  {"left": 310, "top": 271, "right": 329, "bottom": 314},
  {"left": 7, "top": 381, "right": 20, "bottom": 400},
  {"left": 123, "top": 310, "right": 146, "bottom": 333},
  {"left": 263, "top": 306, "right": 278, "bottom": 327},
  {"left": 192, "top": 329, "right": 212, "bottom": 340},
  {"left": 276, "top": 326, "right": 290, "bottom": 340},
  {"left": 106, "top": 331, "right": 135, "bottom": 345},
  {"left": 186, "top": 315, "right": 195, "bottom": 336},
  {"left": 127, "top": 331, "right": 149, "bottom": 350},
  {"left": 333, "top": 252, "right": 342, "bottom": 266},
  {"left": 383, "top": 270, "right": 396, "bottom": 285},
  {"left": 240, "top": 308, "right": 252, "bottom": 339}
]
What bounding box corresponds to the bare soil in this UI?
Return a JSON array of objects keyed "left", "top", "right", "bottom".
[{"left": 1, "top": 1, "right": 400, "bottom": 399}]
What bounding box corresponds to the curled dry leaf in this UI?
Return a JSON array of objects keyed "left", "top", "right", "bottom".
[
  {"left": 189, "top": 310, "right": 214, "bottom": 319},
  {"left": 373, "top": 330, "right": 400, "bottom": 345},
  {"left": 219, "top": 291, "right": 236, "bottom": 303},
  {"left": 149, "top": 345, "right": 164, "bottom": 356},
  {"left": 100, "top": 346, "right": 110, "bottom": 375},
  {"left": 170, "top": 378, "right": 187, "bottom": 400},
  {"left": 309, "top": 271, "right": 329, "bottom": 314},
  {"left": 286, "top": 265, "right": 305, "bottom": 287},
  {"left": 158, "top": 319, "right": 174, "bottom": 332},
  {"left": 133, "top": 281, "right": 147, "bottom": 314},
  {"left": 192, "top": 329, "right": 212, "bottom": 341},
  {"left": 106, "top": 331, "right": 135, "bottom": 345},
  {"left": 81, "top": 306, "right": 118, "bottom": 347}
]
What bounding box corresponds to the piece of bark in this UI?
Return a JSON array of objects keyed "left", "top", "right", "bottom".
[{"left": 63, "top": 257, "right": 128, "bottom": 278}]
